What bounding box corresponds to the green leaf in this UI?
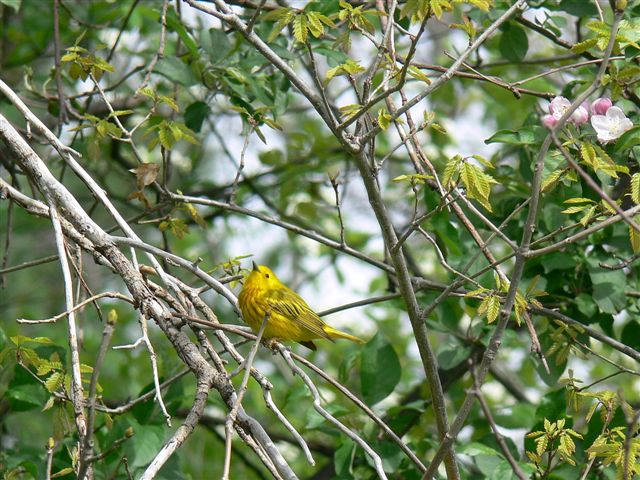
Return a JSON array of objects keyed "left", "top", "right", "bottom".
[
  {"left": 494, "top": 404, "right": 538, "bottom": 429},
  {"left": 460, "top": 161, "right": 497, "bottom": 212},
  {"left": 580, "top": 142, "right": 597, "bottom": 168},
  {"left": 563, "top": 197, "right": 595, "bottom": 204},
  {"left": 442, "top": 154, "right": 462, "bottom": 187},
  {"left": 460, "top": 442, "right": 501, "bottom": 456},
  {"left": 267, "top": 13, "right": 295, "bottom": 43},
  {"left": 485, "top": 294, "right": 500, "bottom": 323},
  {"left": 51, "top": 467, "right": 74, "bottom": 479},
  {"left": 314, "top": 47, "right": 349, "bottom": 67},
  {"left": 499, "top": 22, "right": 529, "bottom": 63},
  {"left": 477, "top": 456, "right": 514, "bottom": 479},
  {"left": 165, "top": 8, "right": 199, "bottom": 59},
  {"left": 437, "top": 341, "right": 471, "bottom": 369},
  {"left": 201, "top": 28, "right": 232, "bottom": 64},
  {"left": 485, "top": 126, "right": 546, "bottom": 145},
  {"left": 430, "top": 0, "right": 452, "bottom": 19},
  {"left": 561, "top": 205, "right": 588, "bottom": 214},
  {"left": 45, "top": 372, "right": 64, "bottom": 393},
  {"left": 559, "top": 0, "right": 598, "bottom": 16},
  {"left": 372, "top": 439, "right": 405, "bottom": 473},
  {"left": 0, "top": 0, "right": 21, "bottom": 12},
  {"left": 572, "top": 37, "right": 598, "bottom": 54},
  {"left": 587, "top": 256, "right": 627, "bottom": 314},
  {"left": 377, "top": 108, "right": 392, "bottom": 130},
  {"left": 630, "top": 216, "right": 640, "bottom": 253},
  {"left": 262, "top": 6, "right": 293, "bottom": 21},
  {"left": 392, "top": 173, "right": 432, "bottom": 184},
  {"left": 631, "top": 173, "right": 640, "bottom": 205},
  {"left": 620, "top": 320, "right": 640, "bottom": 350},
  {"left": 306, "top": 11, "right": 331, "bottom": 38},
  {"left": 326, "top": 59, "right": 365, "bottom": 82},
  {"left": 155, "top": 57, "right": 198, "bottom": 86},
  {"left": 184, "top": 101, "right": 210, "bottom": 133},
  {"left": 10, "top": 335, "right": 53, "bottom": 346},
  {"left": 407, "top": 65, "right": 431, "bottom": 84},
  {"left": 399, "top": 0, "right": 428, "bottom": 23},
  {"left": 158, "top": 95, "right": 179, "bottom": 112},
  {"left": 579, "top": 205, "right": 597, "bottom": 227},
  {"left": 334, "top": 441, "right": 354, "bottom": 476},
  {"left": 293, "top": 14, "right": 309, "bottom": 43},
  {"left": 125, "top": 421, "right": 164, "bottom": 468},
  {"left": 613, "top": 126, "right": 640, "bottom": 152},
  {"left": 7, "top": 383, "right": 46, "bottom": 411},
  {"left": 360, "top": 332, "right": 401, "bottom": 405}
]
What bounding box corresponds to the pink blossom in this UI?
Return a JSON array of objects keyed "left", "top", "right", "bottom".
[
  {"left": 542, "top": 114, "right": 557, "bottom": 129},
  {"left": 548, "top": 96, "right": 571, "bottom": 116},
  {"left": 591, "top": 97, "right": 613, "bottom": 115},
  {"left": 590, "top": 106, "right": 633, "bottom": 143},
  {"left": 571, "top": 106, "right": 589, "bottom": 125},
  {"left": 547, "top": 96, "right": 589, "bottom": 126}
]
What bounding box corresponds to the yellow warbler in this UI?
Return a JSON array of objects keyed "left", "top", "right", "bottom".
[{"left": 238, "top": 262, "right": 365, "bottom": 350}]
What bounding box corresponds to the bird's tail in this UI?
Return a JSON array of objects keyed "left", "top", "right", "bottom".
[{"left": 325, "top": 326, "right": 366, "bottom": 344}]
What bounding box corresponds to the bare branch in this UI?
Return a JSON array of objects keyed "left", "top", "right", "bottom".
[
  {"left": 278, "top": 345, "right": 388, "bottom": 479},
  {"left": 45, "top": 201, "right": 89, "bottom": 475},
  {"left": 17, "top": 291, "right": 133, "bottom": 324}
]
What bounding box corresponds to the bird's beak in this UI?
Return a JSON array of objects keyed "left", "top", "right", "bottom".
[{"left": 252, "top": 261, "right": 259, "bottom": 272}]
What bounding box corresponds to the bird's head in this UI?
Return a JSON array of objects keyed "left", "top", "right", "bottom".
[{"left": 244, "top": 261, "right": 282, "bottom": 288}]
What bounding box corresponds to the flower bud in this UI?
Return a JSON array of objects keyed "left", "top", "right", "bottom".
[
  {"left": 591, "top": 97, "right": 612, "bottom": 115},
  {"left": 570, "top": 106, "right": 589, "bottom": 125},
  {"left": 542, "top": 114, "right": 557, "bottom": 129}
]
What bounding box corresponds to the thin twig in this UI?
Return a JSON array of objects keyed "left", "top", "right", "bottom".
[
  {"left": 329, "top": 172, "right": 346, "bottom": 247},
  {"left": 229, "top": 129, "right": 253, "bottom": 204},
  {"left": 53, "top": 0, "right": 67, "bottom": 124},
  {"left": 278, "top": 345, "right": 388, "bottom": 479},
  {"left": 45, "top": 201, "right": 89, "bottom": 475},
  {"left": 528, "top": 204, "right": 640, "bottom": 257},
  {"left": 317, "top": 292, "right": 400, "bottom": 317},
  {"left": 472, "top": 369, "right": 528, "bottom": 480},
  {"left": 78, "top": 312, "right": 117, "bottom": 479},
  {"left": 113, "top": 314, "right": 172, "bottom": 426},
  {"left": 246, "top": 0, "right": 267, "bottom": 33},
  {"left": 139, "top": 0, "right": 169, "bottom": 90},
  {"left": 45, "top": 439, "right": 54, "bottom": 480},
  {"left": 422, "top": 11, "right": 623, "bottom": 477},
  {"left": 417, "top": 227, "right": 482, "bottom": 287},
  {"left": 222, "top": 312, "right": 271, "bottom": 480},
  {"left": 291, "top": 351, "right": 427, "bottom": 473},
  {"left": 0, "top": 196, "right": 13, "bottom": 288},
  {"left": 87, "top": 431, "right": 135, "bottom": 462},
  {"left": 578, "top": 405, "right": 614, "bottom": 480},
  {"left": 17, "top": 291, "right": 133, "bottom": 324},
  {"left": 359, "top": 0, "right": 528, "bottom": 145},
  {"left": 531, "top": 305, "right": 640, "bottom": 364},
  {"left": 98, "top": 370, "right": 190, "bottom": 415},
  {"left": 551, "top": 132, "right": 640, "bottom": 234}
]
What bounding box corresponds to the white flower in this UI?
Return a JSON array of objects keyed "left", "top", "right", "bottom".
[
  {"left": 590, "top": 106, "right": 633, "bottom": 143},
  {"left": 549, "top": 96, "right": 571, "bottom": 118},
  {"left": 547, "top": 96, "right": 589, "bottom": 126}
]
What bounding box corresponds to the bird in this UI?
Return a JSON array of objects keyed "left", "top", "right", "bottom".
[{"left": 238, "top": 261, "right": 365, "bottom": 351}]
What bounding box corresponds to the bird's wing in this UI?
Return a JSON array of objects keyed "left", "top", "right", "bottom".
[{"left": 266, "top": 288, "right": 333, "bottom": 341}]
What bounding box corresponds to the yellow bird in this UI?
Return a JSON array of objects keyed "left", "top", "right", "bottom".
[{"left": 238, "top": 262, "right": 365, "bottom": 351}]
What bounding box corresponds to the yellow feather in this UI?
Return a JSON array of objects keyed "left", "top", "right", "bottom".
[{"left": 238, "top": 263, "right": 365, "bottom": 350}]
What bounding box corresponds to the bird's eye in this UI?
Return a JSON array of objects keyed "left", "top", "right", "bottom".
[{"left": 265, "top": 274, "right": 270, "bottom": 278}]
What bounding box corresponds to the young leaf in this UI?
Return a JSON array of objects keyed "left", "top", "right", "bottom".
[{"left": 360, "top": 332, "right": 401, "bottom": 405}]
